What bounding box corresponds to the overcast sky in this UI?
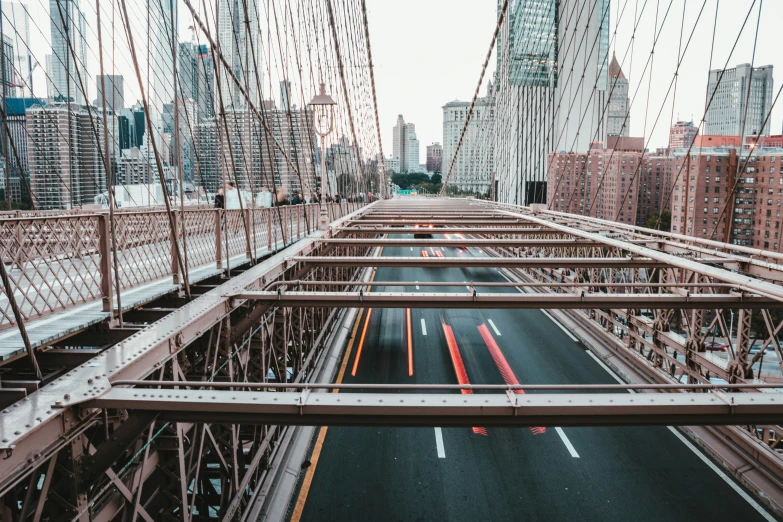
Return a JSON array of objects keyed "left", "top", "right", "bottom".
[{"left": 365, "top": 0, "right": 783, "bottom": 164}]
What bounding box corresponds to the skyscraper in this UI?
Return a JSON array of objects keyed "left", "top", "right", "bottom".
[
  {"left": 494, "top": 0, "right": 611, "bottom": 205},
  {"left": 392, "top": 114, "right": 405, "bottom": 169},
  {"left": 95, "top": 74, "right": 124, "bottom": 113},
  {"left": 280, "top": 80, "right": 292, "bottom": 111},
  {"left": 178, "top": 42, "right": 215, "bottom": 122},
  {"left": 150, "top": 0, "right": 176, "bottom": 120},
  {"left": 2, "top": 1, "right": 32, "bottom": 97},
  {"left": 403, "top": 123, "right": 419, "bottom": 173},
  {"left": 47, "top": 0, "right": 87, "bottom": 104},
  {"left": 442, "top": 91, "right": 494, "bottom": 194},
  {"left": 217, "top": 0, "right": 260, "bottom": 109},
  {"left": 606, "top": 51, "right": 630, "bottom": 138},
  {"left": 705, "top": 63, "right": 774, "bottom": 137}
]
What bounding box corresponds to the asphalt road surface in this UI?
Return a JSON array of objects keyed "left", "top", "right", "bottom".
[{"left": 293, "top": 235, "right": 773, "bottom": 522}]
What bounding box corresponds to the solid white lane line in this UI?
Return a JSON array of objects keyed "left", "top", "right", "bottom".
[
  {"left": 585, "top": 351, "right": 629, "bottom": 388},
  {"left": 434, "top": 428, "right": 446, "bottom": 458},
  {"left": 667, "top": 427, "right": 774, "bottom": 521},
  {"left": 541, "top": 310, "right": 579, "bottom": 342},
  {"left": 555, "top": 427, "right": 580, "bottom": 458},
  {"left": 585, "top": 351, "right": 774, "bottom": 520},
  {"left": 487, "top": 319, "right": 501, "bottom": 336},
  {"left": 421, "top": 318, "right": 427, "bottom": 336}
]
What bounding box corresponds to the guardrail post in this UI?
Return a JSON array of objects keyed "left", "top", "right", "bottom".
[
  {"left": 297, "top": 205, "right": 301, "bottom": 239},
  {"left": 171, "top": 210, "right": 180, "bottom": 285},
  {"left": 266, "top": 208, "right": 271, "bottom": 251},
  {"left": 98, "top": 214, "right": 114, "bottom": 313},
  {"left": 215, "top": 210, "right": 222, "bottom": 269},
  {"left": 244, "top": 208, "right": 252, "bottom": 259}
]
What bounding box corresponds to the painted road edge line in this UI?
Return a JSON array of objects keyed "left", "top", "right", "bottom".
[
  {"left": 667, "top": 427, "right": 775, "bottom": 522},
  {"left": 421, "top": 318, "right": 427, "bottom": 336},
  {"left": 487, "top": 319, "right": 501, "bottom": 336},
  {"left": 541, "top": 310, "right": 579, "bottom": 342},
  {"left": 434, "top": 428, "right": 446, "bottom": 458},
  {"left": 555, "top": 427, "right": 580, "bottom": 458},
  {"left": 585, "top": 351, "right": 628, "bottom": 388},
  {"left": 585, "top": 348, "right": 773, "bottom": 519}
]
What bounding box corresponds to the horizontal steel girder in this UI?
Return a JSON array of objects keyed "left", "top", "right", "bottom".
[
  {"left": 334, "top": 227, "right": 554, "bottom": 234},
  {"left": 290, "top": 256, "right": 668, "bottom": 268},
  {"left": 230, "top": 291, "right": 780, "bottom": 309},
  {"left": 348, "top": 220, "right": 524, "bottom": 225},
  {"left": 87, "top": 389, "right": 783, "bottom": 427},
  {"left": 318, "top": 239, "right": 601, "bottom": 247}
]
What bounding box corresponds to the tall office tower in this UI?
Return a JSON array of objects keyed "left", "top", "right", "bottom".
[
  {"left": 26, "top": 102, "right": 108, "bottom": 209},
  {"left": 403, "top": 123, "right": 419, "bottom": 173},
  {"left": 95, "top": 74, "right": 124, "bottom": 113},
  {"left": 392, "top": 114, "right": 405, "bottom": 169},
  {"left": 217, "top": 0, "right": 260, "bottom": 109},
  {"left": 268, "top": 106, "right": 316, "bottom": 196},
  {"left": 426, "top": 142, "right": 442, "bottom": 173},
  {"left": 47, "top": 0, "right": 87, "bottom": 104},
  {"left": 606, "top": 51, "right": 630, "bottom": 138},
  {"left": 150, "top": 0, "right": 176, "bottom": 121},
  {"left": 2, "top": 1, "right": 32, "bottom": 97},
  {"left": 196, "top": 119, "right": 220, "bottom": 192},
  {"left": 4, "top": 98, "right": 42, "bottom": 202},
  {"left": 494, "top": 0, "right": 610, "bottom": 205},
  {"left": 179, "top": 43, "right": 215, "bottom": 122},
  {"left": 705, "top": 64, "right": 774, "bottom": 137},
  {"left": 280, "top": 80, "right": 292, "bottom": 111},
  {"left": 669, "top": 120, "right": 698, "bottom": 150},
  {"left": 442, "top": 90, "right": 495, "bottom": 194}
]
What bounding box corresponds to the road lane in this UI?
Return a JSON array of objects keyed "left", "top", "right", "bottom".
[{"left": 296, "top": 236, "right": 771, "bottom": 521}]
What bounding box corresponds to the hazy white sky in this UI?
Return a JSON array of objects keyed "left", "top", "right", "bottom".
[
  {"left": 12, "top": 0, "right": 783, "bottom": 164},
  {"left": 365, "top": 0, "right": 783, "bottom": 164}
]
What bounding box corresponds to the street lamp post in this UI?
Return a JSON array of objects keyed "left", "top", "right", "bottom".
[{"left": 309, "top": 83, "right": 337, "bottom": 230}]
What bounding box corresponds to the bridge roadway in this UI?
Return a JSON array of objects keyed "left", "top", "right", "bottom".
[{"left": 294, "top": 235, "right": 772, "bottom": 521}]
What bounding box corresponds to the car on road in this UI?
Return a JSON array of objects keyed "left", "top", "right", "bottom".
[
  {"left": 413, "top": 224, "right": 434, "bottom": 239},
  {"left": 704, "top": 341, "right": 727, "bottom": 352},
  {"left": 749, "top": 342, "right": 775, "bottom": 355}
]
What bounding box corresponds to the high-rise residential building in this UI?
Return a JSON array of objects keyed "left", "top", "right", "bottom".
[
  {"left": 442, "top": 90, "right": 494, "bottom": 194},
  {"left": 494, "top": 0, "right": 611, "bottom": 205},
  {"left": 26, "top": 102, "right": 109, "bottom": 209},
  {"left": 217, "top": 0, "right": 260, "bottom": 108},
  {"left": 426, "top": 142, "right": 442, "bottom": 173},
  {"left": 2, "top": 1, "right": 32, "bottom": 97},
  {"left": 47, "top": 0, "right": 87, "bottom": 104},
  {"left": 705, "top": 64, "right": 774, "bottom": 137},
  {"left": 607, "top": 51, "right": 630, "bottom": 138},
  {"left": 3, "top": 98, "right": 42, "bottom": 202},
  {"left": 547, "top": 137, "right": 672, "bottom": 226},
  {"left": 669, "top": 121, "right": 698, "bottom": 150},
  {"left": 95, "top": 74, "right": 124, "bottom": 113}
]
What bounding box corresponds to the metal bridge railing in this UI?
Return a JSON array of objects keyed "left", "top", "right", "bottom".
[{"left": 0, "top": 202, "right": 364, "bottom": 330}]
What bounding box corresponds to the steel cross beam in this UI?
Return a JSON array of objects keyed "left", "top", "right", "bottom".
[
  {"left": 88, "top": 389, "right": 783, "bottom": 427},
  {"left": 230, "top": 291, "right": 779, "bottom": 309},
  {"left": 333, "top": 227, "right": 555, "bottom": 234},
  {"left": 291, "top": 256, "right": 670, "bottom": 268},
  {"left": 317, "top": 239, "right": 602, "bottom": 247}
]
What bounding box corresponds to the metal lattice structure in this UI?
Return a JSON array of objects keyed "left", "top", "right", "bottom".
[{"left": 3, "top": 198, "right": 783, "bottom": 519}]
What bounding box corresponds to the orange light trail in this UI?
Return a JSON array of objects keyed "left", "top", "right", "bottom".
[
  {"left": 442, "top": 323, "right": 487, "bottom": 436},
  {"left": 477, "top": 324, "right": 546, "bottom": 436},
  {"left": 406, "top": 308, "right": 414, "bottom": 376},
  {"left": 350, "top": 308, "right": 373, "bottom": 376}
]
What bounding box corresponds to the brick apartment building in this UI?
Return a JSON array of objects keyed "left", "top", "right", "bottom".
[{"left": 548, "top": 132, "right": 783, "bottom": 251}]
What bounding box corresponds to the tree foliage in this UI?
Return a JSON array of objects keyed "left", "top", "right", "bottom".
[{"left": 645, "top": 210, "right": 671, "bottom": 232}]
